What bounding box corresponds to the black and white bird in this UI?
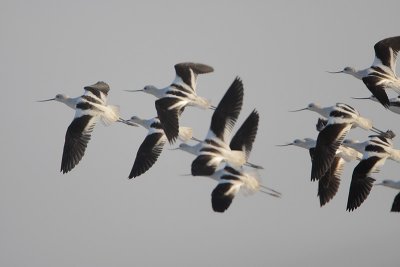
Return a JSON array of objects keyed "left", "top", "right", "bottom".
[
  {"left": 208, "top": 165, "right": 280, "bottom": 213},
  {"left": 292, "top": 102, "right": 383, "bottom": 181},
  {"left": 291, "top": 102, "right": 382, "bottom": 133},
  {"left": 38, "top": 81, "right": 123, "bottom": 173},
  {"left": 342, "top": 131, "right": 400, "bottom": 211},
  {"left": 329, "top": 36, "right": 400, "bottom": 108},
  {"left": 178, "top": 109, "right": 263, "bottom": 170},
  {"left": 126, "top": 62, "right": 214, "bottom": 143},
  {"left": 375, "top": 179, "right": 400, "bottom": 212},
  {"left": 125, "top": 116, "right": 193, "bottom": 178},
  {"left": 182, "top": 77, "right": 245, "bottom": 176},
  {"left": 278, "top": 137, "right": 361, "bottom": 207},
  {"left": 352, "top": 95, "right": 400, "bottom": 114}
]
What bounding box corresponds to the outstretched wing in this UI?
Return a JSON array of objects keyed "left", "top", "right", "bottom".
[
  {"left": 346, "top": 156, "right": 385, "bottom": 211},
  {"left": 211, "top": 177, "right": 242, "bottom": 213},
  {"left": 230, "top": 109, "right": 259, "bottom": 160},
  {"left": 391, "top": 192, "right": 400, "bottom": 212},
  {"left": 373, "top": 36, "right": 400, "bottom": 71},
  {"left": 129, "top": 132, "right": 166, "bottom": 178},
  {"left": 311, "top": 122, "right": 351, "bottom": 181},
  {"left": 317, "top": 156, "right": 344, "bottom": 207},
  {"left": 174, "top": 62, "right": 214, "bottom": 92},
  {"left": 61, "top": 114, "right": 97, "bottom": 173},
  {"left": 362, "top": 76, "right": 390, "bottom": 108},
  {"left": 208, "top": 77, "right": 244, "bottom": 142},
  {"left": 155, "top": 97, "right": 186, "bottom": 144}
]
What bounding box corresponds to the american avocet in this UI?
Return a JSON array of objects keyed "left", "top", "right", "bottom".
[
  {"left": 352, "top": 95, "right": 400, "bottom": 114},
  {"left": 38, "top": 81, "right": 124, "bottom": 173},
  {"left": 342, "top": 130, "right": 400, "bottom": 211},
  {"left": 209, "top": 165, "right": 280, "bottom": 213},
  {"left": 126, "top": 62, "right": 214, "bottom": 143},
  {"left": 178, "top": 109, "right": 263, "bottom": 170},
  {"left": 125, "top": 116, "right": 193, "bottom": 178},
  {"left": 184, "top": 77, "right": 246, "bottom": 176},
  {"left": 292, "top": 102, "right": 383, "bottom": 180},
  {"left": 329, "top": 36, "right": 400, "bottom": 108},
  {"left": 278, "top": 137, "right": 361, "bottom": 207}
]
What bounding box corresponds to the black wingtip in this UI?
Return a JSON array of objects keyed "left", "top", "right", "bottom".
[
  {"left": 390, "top": 192, "right": 400, "bottom": 212},
  {"left": 346, "top": 176, "right": 375, "bottom": 212},
  {"left": 128, "top": 133, "right": 166, "bottom": 178},
  {"left": 318, "top": 172, "right": 341, "bottom": 207},
  {"left": 211, "top": 183, "right": 235, "bottom": 213}
]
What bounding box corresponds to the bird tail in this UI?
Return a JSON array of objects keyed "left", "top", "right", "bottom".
[
  {"left": 192, "top": 96, "right": 212, "bottom": 110},
  {"left": 101, "top": 105, "right": 120, "bottom": 126},
  {"left": 357, "top": 116, "right": 373, "bottom": 131},
  {"left": 178, "top": 126, "right": 193, "bottom": 142},
  {"left": 229, "top": 150, "right": 247, "bottom": 167},
  {"left": 240, "top": 170, "right": 261, "bottom": 196},
  {"left": 242, "top": 169, "right": 282, "bottom": 197}
]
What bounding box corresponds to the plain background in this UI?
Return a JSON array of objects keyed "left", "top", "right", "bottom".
[{"left": 1, "top": 1, "right": 399, "bottom": 266}]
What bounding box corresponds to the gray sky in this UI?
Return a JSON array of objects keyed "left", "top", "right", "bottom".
[{"left": 1, "top": 1, "right": 399, "bottom": 266}]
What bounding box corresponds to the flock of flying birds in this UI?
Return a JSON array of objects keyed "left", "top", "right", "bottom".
[
  {"left": 39, "top": 62, "right": 280, "bottom": 213},
  {"left": 280, "top": 36, "right": 400, "bottom": 212},
  {"left": 39, "top": 36, "right": 400, "bottom": 213}
]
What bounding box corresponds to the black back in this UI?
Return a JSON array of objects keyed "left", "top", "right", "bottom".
[{"left": 191, "top": 155, "right": 218, "bottom": 176}]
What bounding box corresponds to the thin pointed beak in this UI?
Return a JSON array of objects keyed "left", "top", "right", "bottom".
[
  {"left": 191, "top": 136, "right": 202, "bottom": 142},
  {"left": 126, "top": 121, "right": 139, "bottom": 127},
  {"left": 351, "top": 96, "right": 371, "bottom": 100},
  {"left": 125, "top": 89, "right": 144, "bottom": 93},
  {"left": 371, "top": 127, "right": 385, "bottom": 135},
  {"left": 118, "top": 118, "right": 138, "bottom": 127},
  {"left": 276, "top": 143, "right": 293, "bottom": 147},
  {"left": 289, "top": 108, "right": 308, "bottom": 112},
  {"left": 327, "top": 70, "right": 344, "bottom": 74},
  {"left": 37, "top": 98, "right": 55, "bottom": 102}
]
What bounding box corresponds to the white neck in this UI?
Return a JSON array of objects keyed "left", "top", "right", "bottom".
[
  {"left": 309, "top": 105, "right": 330, "bottom": 118},
  {"left": 179, "top": 143, "right": 201, "bottom": 155},
  {"left": 294, "top": 140, "right": 316, "bottom": 150},
  {"left": 58, "top": 96, "right": 79, "bottom": 109},
  {"left": 346, "top": 67, "right": 369, "bottom": 80},
  {"left": 144, "top": 85, "right": 168, "bottom": 98},
  {"left": 378, "top": 180, "right": 400, "bottom": 190}
]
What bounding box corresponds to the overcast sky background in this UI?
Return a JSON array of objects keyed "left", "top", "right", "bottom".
[{"left": 1, "top": 1, "right": 399, "bottom": 266}]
